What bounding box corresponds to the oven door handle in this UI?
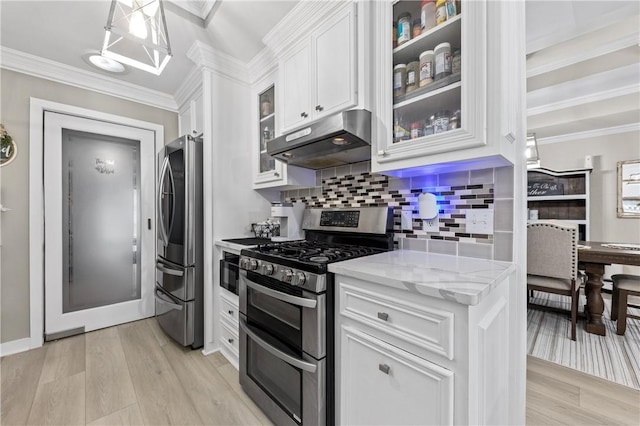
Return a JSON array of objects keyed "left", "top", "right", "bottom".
[
  {"left": 245, "top": 281, "right": 317, "bottom": 309},
  {"left": 239, "top": 317, "right": 317, "bottom": 373}
]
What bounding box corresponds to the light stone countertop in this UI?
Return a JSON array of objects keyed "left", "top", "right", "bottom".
[
  {"left": 328, "top": 250, "right": 515, "bottom": 306},
  {"left": 215, "top": 240, "right": 253, "bottom": 255}
]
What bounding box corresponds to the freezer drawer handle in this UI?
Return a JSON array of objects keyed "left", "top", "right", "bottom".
[
  {"left": 154, "top": 289, "right": 183, "bottom": 311},
  {"left": 156, "top": 261, "right": 184, "bottom": 277},
  {"left": 245, "top": 281, "right": 317, "bottom": 309},
  {"left": 239, "top": 317, "right": 317, "bottom": 373}
]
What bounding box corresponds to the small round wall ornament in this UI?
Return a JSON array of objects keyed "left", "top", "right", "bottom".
[{"left": 0, "top": 124, "right": 18, "bottom": 167}]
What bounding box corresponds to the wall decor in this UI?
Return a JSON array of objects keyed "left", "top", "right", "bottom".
[
  {"left": 617, "top": 159, "right": 640, "bottom": 218},
  {"left": 0, "top": 124, "right": 17, "bottom": 167}
]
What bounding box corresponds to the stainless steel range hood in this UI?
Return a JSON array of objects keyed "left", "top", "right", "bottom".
[{"left": 266, "top": 109, "right": 371, "bottom": 170}]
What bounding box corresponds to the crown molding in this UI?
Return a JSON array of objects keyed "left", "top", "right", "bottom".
[
  {"left": 167, "top": 0, "right": 217, "bottom": 20},
  {"left": 262, "top": 0, "right": 349, "bottom": 58},
  {"left": 0, "top": 47, "right": 178, "bottom": 111},
  {"left": 247, "top": 47, "right": 278, "bottom": 85},
  {"left": 173, "top": 66, "right": 203, "bottom": 108},
  {"left": 537, "top": 123, "right": 640, "bottom": 145},
  {"left": 186, "top": 40, "right": 249, "bottom": 85}
]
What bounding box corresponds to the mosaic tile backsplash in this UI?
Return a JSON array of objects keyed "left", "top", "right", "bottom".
[{"left": 281, "top": 162, "right": 514, "bottom": 261}]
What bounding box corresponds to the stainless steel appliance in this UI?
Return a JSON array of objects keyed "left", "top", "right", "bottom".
[
  {"left": 238, "top": 207, "right": 393, "bottom": 425},
  {"left": 266, "top": 109, "right": 371, "bottom": 169},
  {"left": 155, "top": 134, "right": 203, "bottom": 349},
  {"left": 220, "top": 252, "right": 240, "bottom": 295}
]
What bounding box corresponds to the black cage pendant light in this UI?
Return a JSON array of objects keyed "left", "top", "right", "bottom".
[{"left": 101, "top": 0, "right": 172, "bottom": 75}]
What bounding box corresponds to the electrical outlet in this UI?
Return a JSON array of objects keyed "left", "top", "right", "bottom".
[
  {"left": 423, "top": 217, "right": 440, "bottom": 232},
  {"left": 466, "top": 209, "right": 494, "bottom": 234},
  {"left": 401, "top": 210, "right": 413, "bottom": 230}
]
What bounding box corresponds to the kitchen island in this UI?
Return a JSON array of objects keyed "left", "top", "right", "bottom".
[{"left": 329, "top": 250, "right": 518, "bottom": 425}]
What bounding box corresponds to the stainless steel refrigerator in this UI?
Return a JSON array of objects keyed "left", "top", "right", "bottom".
[{"left": 155, "top": 134, "right": 203, "bottom": 349}]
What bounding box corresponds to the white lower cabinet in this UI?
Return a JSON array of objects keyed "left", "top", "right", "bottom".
[
  {"left": 340, "top": 326, "right": 453, "bottom": 426},
  {"left": 219, "top": 289, "right": 239, "bottom": 369},
  {"left": 336, "top": 273, "right": 512, "bottom": 425}
]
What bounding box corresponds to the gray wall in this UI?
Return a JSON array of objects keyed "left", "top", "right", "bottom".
[
  {"left": 0, "top": 69, "right": 178, "bottom": 344},
  {"left": 537, "top": 131, "right": 640, "bottom": 244}
]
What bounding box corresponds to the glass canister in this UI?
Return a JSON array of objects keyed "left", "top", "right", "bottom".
[
  {"left": 435, "top": 0, "right": 447, "bottom": 25},
  {"left": 452, "top": 49, "right": 461, "bottom": 74},
  {"left": 405, "top": 61, "right": 419, "bottom": 94},
  {"left": 449, "top": 109, "right": 461, "bottom": 130},
  {"left": 419, "top": 50, "right": 434, "bottom": 87},
  {"left": 397, "top": 12, "right": 412, "bottom": 46},
  {"left": 421, "top": 0, "right": 436, "bottom": 32},
  {"left": 434, "top": 42, "right": 452, "bottom": 80},
  {"left": 433, "top": 110, "right": 450, "bottom": 133},
  {"left": 393, "top": 64, "right": 407, "bottom": 98},
  {"left": 413, "top": 19, "right": 422, "bottom": 37}
]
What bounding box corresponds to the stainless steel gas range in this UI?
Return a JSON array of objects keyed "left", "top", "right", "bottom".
[{"left": 238, "top": 206, "right": 394, "bottom": 426}]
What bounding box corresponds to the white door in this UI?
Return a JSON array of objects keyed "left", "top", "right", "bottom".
[{"left": 43, "top": 111, "right": 155, "bottom": 339}]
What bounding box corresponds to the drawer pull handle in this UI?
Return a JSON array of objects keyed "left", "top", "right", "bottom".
[
  {"left": 228, "top": 338, "right": 234, "bottom": 344},
  {"left": 377, "top": 312, "right": 389, "bottom": 321},
  {"left": 228, "top": 310, "right": 234, "bottom": 315},
  {"left": 379, "top": 363, "right": 390, "bottom": 375}
]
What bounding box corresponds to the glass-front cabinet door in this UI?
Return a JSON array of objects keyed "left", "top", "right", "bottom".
[
  {"left": 258, "top": 85, "right": 277, "bottom": 175},
  {"left": 372, "top": 0, "right": 522, "bottom": 175}
]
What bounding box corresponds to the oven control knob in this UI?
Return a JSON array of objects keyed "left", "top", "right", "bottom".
[
  {"left": 294, "top": 272, "right": 307, "bottom": 286},
  {"left": 249, "top": 259, "right": 258, "bottom": 271},
  {"left": 262, "top": 263, "right": 274, "bottom": 275},
  {"left": 283, "top": 269, "right": 294, "bottom": 283},
  {"left": 239, "top": 258, "right": 248, "bottom": 269}
]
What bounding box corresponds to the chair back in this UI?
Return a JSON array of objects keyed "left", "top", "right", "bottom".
[{"left": 527, "top": 221, "right": 578, "bottom": 281}]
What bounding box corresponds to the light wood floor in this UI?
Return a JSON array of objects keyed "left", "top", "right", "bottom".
[{"left": 2, "top": 318, "right": 639, "bottom": 425}]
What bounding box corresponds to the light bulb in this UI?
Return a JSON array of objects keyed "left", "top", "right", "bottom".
[{"left": 129, "top": 10, "right": 147, "bottom": 39}]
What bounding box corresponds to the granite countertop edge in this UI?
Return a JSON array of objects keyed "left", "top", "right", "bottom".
[{"left": 328, "top": 250, "right": 516, "bottom": 306}]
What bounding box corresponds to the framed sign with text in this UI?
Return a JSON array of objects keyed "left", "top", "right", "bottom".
[{"left": 0, "top": 124, "right": 17, "bottom": 167}]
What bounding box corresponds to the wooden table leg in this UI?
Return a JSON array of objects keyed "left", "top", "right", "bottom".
[{"left": 584, "top": 263, "right": 606, "bottom": 336}]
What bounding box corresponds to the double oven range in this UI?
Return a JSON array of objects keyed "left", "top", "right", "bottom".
[{"left": 238, "top": 207, "right": 393, "bottom": 426}]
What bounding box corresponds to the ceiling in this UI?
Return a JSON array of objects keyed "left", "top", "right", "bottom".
[
  {"left": 1, "top": 0, "right": 638, "bottom": 142},
  {"left": 0, "top": 0, "right": 297, "bottom": 95}
]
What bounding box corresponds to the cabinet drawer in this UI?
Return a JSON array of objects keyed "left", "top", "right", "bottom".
[
  {"left": 340, "top": 325, "right": 453, "bottom": 425},
  {"left": 220, "top": 320, "right": 239, "bottom": 356},
  {"left": 339, "top": 282, "right": 454, "bottom": 360},
  {"left": 220, "top": 294, "right": 239, "bottom": 324}
]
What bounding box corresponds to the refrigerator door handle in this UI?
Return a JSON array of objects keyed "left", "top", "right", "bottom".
[
  {"left": 156, "top": 260, "right": 184, "bottom": 277},
  {"left": 155, "top": 288, "right": 183, "bottom": 311},
  {"left": 166, "top": 160, "right": 176, "bottom": 239},
  {"left": 157, "top": 156, "right": 170, "bottom": 246}
]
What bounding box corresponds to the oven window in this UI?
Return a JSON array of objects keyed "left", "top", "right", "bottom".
[
  {"left": 247, "top": 287, "right": 302, "bottom": 352},
  {"left": 247, "top": 337, "right": 302, "bottom": 424}
]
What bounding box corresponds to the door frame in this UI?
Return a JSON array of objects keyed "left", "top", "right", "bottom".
[{"left": 29, "top": 98, "right": 165, "bottom": 349}]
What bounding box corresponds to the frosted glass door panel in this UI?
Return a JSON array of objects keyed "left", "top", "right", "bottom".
[{"left": 61, "top": 129, "right": 141, "bottom": 313}]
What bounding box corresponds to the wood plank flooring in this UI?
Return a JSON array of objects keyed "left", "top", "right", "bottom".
[{"left": 2, "top": 319, "right": 639, "bottom": 425}]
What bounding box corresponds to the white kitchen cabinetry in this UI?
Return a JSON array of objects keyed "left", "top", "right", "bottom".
[
  {"left": 372, "top": 0, "right": 524, "bottom": 175},
  {"left": 219, "top": 288, "right": 239, "bottom": 369},
  {"left": 278, "top": 2, "right": 357, "bottom": 133},
  {"left": 251, "top": 73, "right": 315, "bottom": 189},
  {"left": 336, "top": 273, "right": 512, "bottom": 425},
  {"left": 179, "top": 88, "right": 203, "bottom": 136}
]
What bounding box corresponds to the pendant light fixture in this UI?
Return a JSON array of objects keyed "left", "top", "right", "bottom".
[{"left": 101, "top": 0, "right": 172, "bottom": 75}]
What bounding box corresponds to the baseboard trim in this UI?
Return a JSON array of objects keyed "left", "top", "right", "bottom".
[{"left": 0, "top": 337, "right": 32, "bottom": 357}]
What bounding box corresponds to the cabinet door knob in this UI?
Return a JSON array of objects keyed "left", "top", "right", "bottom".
[
  {"left": 228, "top": 310, "right": 233, "bottom": 315},
  {"left": 300, "top": 112, "right": 308, "bottom": 118},
  {"left": 379, "top": 363, "right": 390, "bottom": 375},
  {"left": 274, "top": 172, "right": 280, "bottom": 177},
  {"left": 228, "top": 338, "right": 234, "bottom": 344},
  {"left": 315, "top": 105, "right": 324, "bottom": 112},
  {"left": 377, "top": 312, "right": 389, "bottom": 321}
]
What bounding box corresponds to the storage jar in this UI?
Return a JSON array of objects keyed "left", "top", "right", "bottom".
[
  {"left": 445, "top": 0, "right": 458, "bottom": 19},
  {"left": 405, "top": 61, "right": 419, "bottom": 94},
  {"left": 434, "top": 42, "right": 452, "bottom": 80},
  {"left": 411, "top": 122, "right": 423, "bottom": 139},
  {"left": 452, "top": 49, "right": 461, "bottom": 74},
  {"left": 393, "top": 64, "right": 407, "bottom": 98},
  {"left": 435, "top": 0, "right": 447, "bottom": 25},
  {"left": 433, "top": 110, "right": 450, "bottom": 133},
  {"left": 397, "top": 12, "right": 412, "bottom": 46},
  {"left": 419, "top": 50, "right": 434, "bottom": 87},
  {"left": 421, "top": 0, "right": 436, "bottom": 32},
  {"left": 392, "top": 21, "right": 397, "bottom": 49},
  {"left": 413, "top": 19, "right": 422, "bottom": 37}
]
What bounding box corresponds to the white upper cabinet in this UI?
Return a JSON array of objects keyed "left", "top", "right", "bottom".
[
  {"left": 179, "top": 88, "right": 203, "bottom": 136},
  {"left": 278, "top": 2, "right": 358, "bottom": 133},
  {"left": 371, "top": 0, "right": 525, "bottom": 176}
]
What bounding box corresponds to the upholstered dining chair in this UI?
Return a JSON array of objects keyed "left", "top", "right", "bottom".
[
  {"left": 527, "top": 221, "right": 584, "bottom": 341},
  {"left": 611, "top": 274, "right": 640, "bottom": 335}
]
